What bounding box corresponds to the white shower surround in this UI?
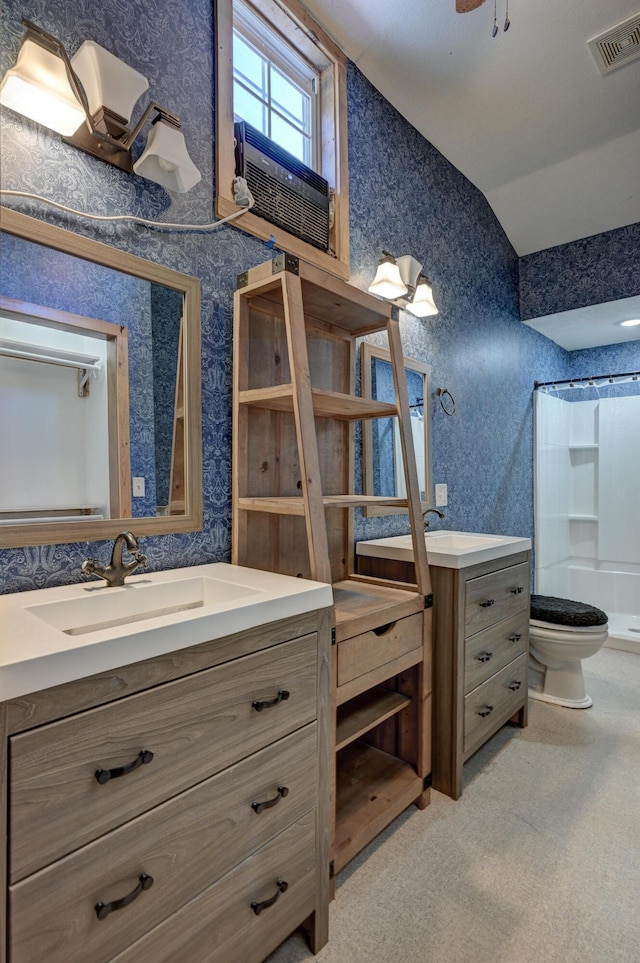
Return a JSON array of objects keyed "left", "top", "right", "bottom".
[{"left": 534, "top": 389, "right": 640, "bottom": 654}]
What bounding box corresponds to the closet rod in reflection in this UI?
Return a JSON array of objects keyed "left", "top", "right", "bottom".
[{"left": 0, "top": 344, "right": 101, "bottom": 372}]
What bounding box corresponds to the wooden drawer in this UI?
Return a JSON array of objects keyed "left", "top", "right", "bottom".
[
  {"left": 110, "top": 810, "right": 317, "bottom": 963},
  {"left": 464, "top": 562, "right": 529, "bottom": 637},
  {"left": 464, "top": 653, "right": 527, "bottom": 754},
  {"left": 9, "top": 724, "right": 317, "bottom": 963},
  {"left": 464, "top": 611, "right": 528, "bottom": 694},
  {"left": 337, "top": 612, "right": 423, "bottom": 688},
  {"left": 10, "top": 634, "right": 317, "bottom": 881}
]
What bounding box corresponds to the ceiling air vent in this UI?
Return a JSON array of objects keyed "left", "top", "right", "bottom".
[{"left": 588, "top": 12, "right": 640, "bottom": 74}]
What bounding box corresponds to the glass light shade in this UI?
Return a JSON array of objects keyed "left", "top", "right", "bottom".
[
  {"left": 368, "top": 257, "right": 408, "bottom": 300},
  {"left": 71, "top": 41, "right": 148, "bottom": 122},
  {"left": 406, "top": 278, "right": 438, "bottom": 317},
  {"left": 133, "top": 119, "right": 201, "bottom": 193},
  {"left": 0, "top": 38, "right": 85, "bottom": 135},
  {"left": 396, "top": 254, "right": 422, "bottom": 292}
]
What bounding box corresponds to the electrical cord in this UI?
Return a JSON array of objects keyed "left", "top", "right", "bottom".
[{"left": 0, "top": 177, "right": 255, "bottom": 232}]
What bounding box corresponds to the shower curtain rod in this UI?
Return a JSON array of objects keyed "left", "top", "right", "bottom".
[{"left": 534, "top": 370, "right": 640, "bottom": 389}]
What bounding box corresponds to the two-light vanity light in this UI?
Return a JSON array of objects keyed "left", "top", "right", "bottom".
[
  {"left": 0, "top": 19, "right": 201, "bottom": 193},
  {"left": 368, "top": 252, "right": 438, "bottom": 318}
]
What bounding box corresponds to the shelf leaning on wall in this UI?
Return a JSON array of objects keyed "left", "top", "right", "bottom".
[{"left": 232, "top": 254, "right": 433, "bottom": 877}]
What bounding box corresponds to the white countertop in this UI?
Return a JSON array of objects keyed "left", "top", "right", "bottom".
[
  {"left": 356, "top": 531, "right": 531, "bottom": 570},
  {"left": 0, "top": 563, "right": 333, "bottom": 702}
]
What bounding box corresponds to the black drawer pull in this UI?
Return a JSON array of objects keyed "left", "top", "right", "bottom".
[
  {"left": 95, "top": 749, "right": 154, "bottom": 785},
  {"left": 478, "top": 705, "right": 494, "bottom": 717},
  {"left": 511, "top": 586, "right": 524, "bottom": 595},
  {"left": 479, "top": 599, "right": 495, "bottom": 608},
  {"left": 252, "top": 690, "right": 290, "bottom": 712},
  {"left": 508, "top": 633, "right": 522, "bottom": 643},
  {"left": 477, "top": 651, "right": 493, "bottom": 663},
  {"left": 251, "top": 879, "right": 288, "bottom": 915},
  {"left": 95, "top": 873, "right": 153, "bottom": 920},
  {"left": 252, "top": 785, "right": 289, "bottom": 814},
  {"left": 509, "top": 680, "right": 523, "bottom": 691}
]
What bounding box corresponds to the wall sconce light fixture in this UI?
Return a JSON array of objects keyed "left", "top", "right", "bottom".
[
  {"left": 0, "top": 19, "right": 201, "bottom": 193},
  {"left": 368, "top": 251, "right": 438, "bottom": 317}
]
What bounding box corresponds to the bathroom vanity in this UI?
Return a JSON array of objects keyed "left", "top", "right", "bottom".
[
  {"left": 357, "top": 533, "right": 532, "bottom": 799},
  {"left": 0, "top": 564, "right": 332, "bottom": 963}
]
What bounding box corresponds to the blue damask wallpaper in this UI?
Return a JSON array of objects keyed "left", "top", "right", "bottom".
[
  {"left": 0, "top": 0, "right": 637, "bottom": 593},
  {"left": 519, "top": 223, "right": 640, "bottom": 319}
]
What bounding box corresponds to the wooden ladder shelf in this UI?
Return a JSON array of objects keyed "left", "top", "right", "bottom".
[
  {"left": 232, "top": 254, "right": 433, "bottom": 878},
  {"left": 168, "top": 314, "right": 185, "bottom": 515}
]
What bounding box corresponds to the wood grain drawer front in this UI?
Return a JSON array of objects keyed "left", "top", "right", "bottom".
[
  {"left": 464, "top": 562, "right": 529, "bottom": 637},
  {"left": 464, "top": 611, "right": 528, "bottom": 694},
  {"left": 110, "top": 810, "right": 317, "bottom": 963},
  {"left": 9, "top": 724, "right": 317, "bottom": 963},
  {"left": 337, "top": 613, "right": 423, "bottom": 687},
  {"left": 10, "top": 634, "right": 317, "bottom": 882},
  {"left": 463, "top": 653, "right": 527, "bottom": 753}
]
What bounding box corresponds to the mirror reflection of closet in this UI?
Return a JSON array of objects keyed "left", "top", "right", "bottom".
[
  {"left": 0, "top": 208, "right": 202, "bottom": 549},
  {"left": 0, "top": 299, "right": 132, "bottom": 521},
  {"left": 361, "top": 343, "right": 433, "bottom": 515}
]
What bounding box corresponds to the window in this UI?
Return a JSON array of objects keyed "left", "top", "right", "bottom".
[
  {"left": 233, "top": 0, "right": 317, "bottom": 169},
  {"left": 215, "top": 0, "right": 350, "bottom": 278}
]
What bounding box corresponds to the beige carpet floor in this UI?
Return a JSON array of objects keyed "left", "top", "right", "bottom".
[{"left": 269, "top": 647, "right": 640, "bottom": 963}]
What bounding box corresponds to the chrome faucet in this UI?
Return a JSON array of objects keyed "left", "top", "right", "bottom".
[
  {"left": 82, "top": 532, "right": 148, "bottom": 587},
  {"left": 423, "top": 508, "right": 445, "bottom": 529}
]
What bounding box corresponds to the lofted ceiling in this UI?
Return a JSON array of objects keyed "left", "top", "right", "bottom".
[{"left": 302, "top": 0, "right": 640, "bottom": 349}]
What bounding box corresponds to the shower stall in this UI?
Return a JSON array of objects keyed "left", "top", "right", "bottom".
[{"left": 534, "top": 372, "right": 640, "bottom": 653}]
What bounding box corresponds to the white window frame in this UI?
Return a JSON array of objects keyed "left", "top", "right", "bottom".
[
  {"left": 233, "top": 0, "right": 318, "bottom": 169},
  {"left": 215, "top": 0, "right": 350, "bottom": 279}
]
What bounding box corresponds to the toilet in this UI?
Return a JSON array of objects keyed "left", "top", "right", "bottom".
[{"left": 528, "top": 594, "right": 608, "bottom": 709}]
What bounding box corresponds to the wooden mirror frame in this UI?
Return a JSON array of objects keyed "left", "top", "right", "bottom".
[
  {"left": 0, "top": 207, "right": 202, "bottom": 548},
  {"left": 361, "top": 342, "right": 433, "bottom": 516}
]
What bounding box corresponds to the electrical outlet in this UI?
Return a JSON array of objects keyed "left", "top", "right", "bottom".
[
  {"left": 435, "top": 483, "right": 448, "bottom": 507},
  {"left": 132, "top": 477, "right": 146, "bottom": 497}
]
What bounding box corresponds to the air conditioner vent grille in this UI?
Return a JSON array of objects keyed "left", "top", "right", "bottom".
[
  {"left": 235, "top": 120, "right": 330, "bottom": 252},
  {"left": 588, "top": 12, "right": 640, "bottom": 74},
  {"left": 245, "top": 162, "right": 330, "bottom": 250}
]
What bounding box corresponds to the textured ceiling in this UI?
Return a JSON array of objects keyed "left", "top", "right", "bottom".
[
  {"left": 303, "top": 0, "right": 640, "bottom": 258},
  {"left": 301, "top": 0, "right": 640, "bottom": 348}
]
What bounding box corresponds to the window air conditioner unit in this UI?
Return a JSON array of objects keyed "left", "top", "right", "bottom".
[{"left": 234, "top": 120, "right": 330, "bottom": 252}]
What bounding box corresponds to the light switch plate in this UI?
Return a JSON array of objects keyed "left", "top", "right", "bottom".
[
  {"left": 133, "top": 477, "right": 146, "bottom": 497},
  {"left": 435, "top": 483, "right": 448, "bottom": 507}
]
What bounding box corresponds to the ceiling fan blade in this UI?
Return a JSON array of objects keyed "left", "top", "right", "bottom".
[{"left": 456, "top": 0, "right": 487, "bottom": 11}]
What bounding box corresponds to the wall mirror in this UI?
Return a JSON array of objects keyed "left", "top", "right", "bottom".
[
  {"left": 361, "top": 342, "right": 432, "bottom": 516},
  {"left": 0, "top": 207, "right": 202, "bottom": 548}
]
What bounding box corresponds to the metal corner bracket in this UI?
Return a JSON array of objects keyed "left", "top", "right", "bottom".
[{"left": 272, "top": 253, "right": 299, "bottom": 275}]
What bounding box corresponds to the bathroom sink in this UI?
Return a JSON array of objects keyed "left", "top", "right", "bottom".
[
  {"left": 0, "top": 562, "right": 333, "bottom": 702},
  {"left": 424, "top": 532, "right": 503, "bottom": 551},
  {"left": 25, "top": 576, "right": 262, "bottom": 636},
  {"left": 356, "top": 530, "right": 531, "bottom": 570}
]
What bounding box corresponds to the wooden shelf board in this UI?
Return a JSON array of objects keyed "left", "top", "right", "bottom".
[
  {"left": 334, "top": 741, "right": 422, "bottom": 874},
  {"left": 332, "top": 578, "right": 423, "bottom": 642},
  {"left": 237, "top": 496, "right": 410, "bottom": 516},
  {"left": 236, "top": 497, "right": 307, "bottom": 516},
  {"left": 322, "top": 495, "right": 409, "bottom": 509},
  {"left": 246, "top": 262, "right": 395, "bottom": 336},
  {"left": 335, "top": 649, "right": 422, "bottom": 707},
  {"left": 238, "top": 385, "right": 398, "bottom": 421},
  {"left": 336, "top": 687, "right": 411, "bottom": 751}
]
